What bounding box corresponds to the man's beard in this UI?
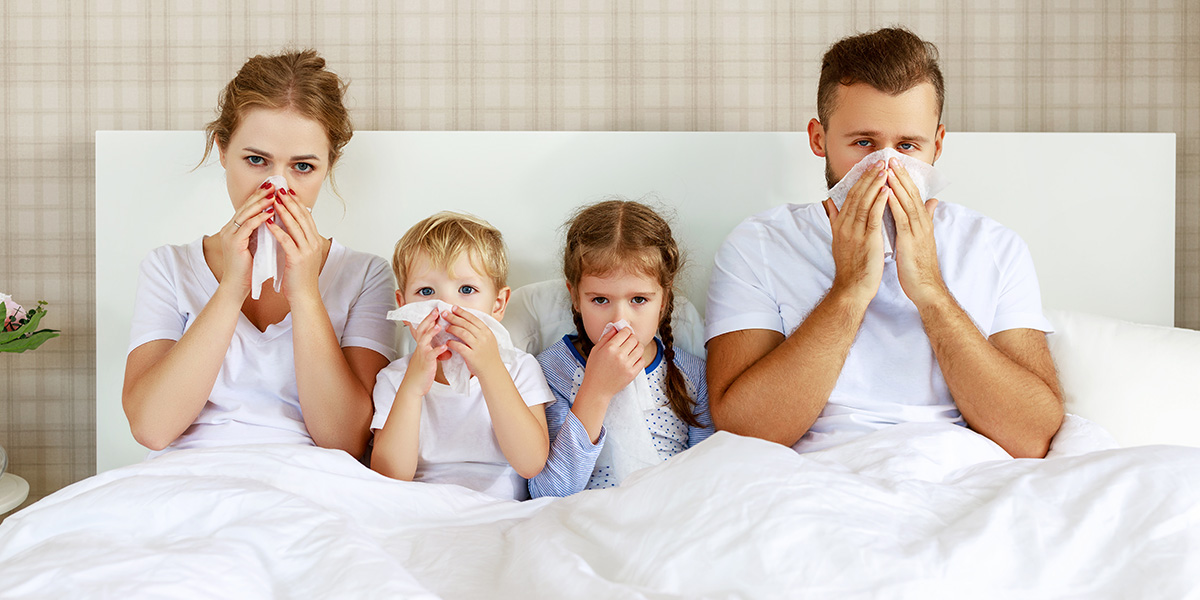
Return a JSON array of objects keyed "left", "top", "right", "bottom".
[{"left": 824, "top": 158, "right": 838, "bottom": 190}]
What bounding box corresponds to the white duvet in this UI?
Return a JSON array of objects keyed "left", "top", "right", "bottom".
[{"left": 1, "top": 419, "right": 1198, "bottom": 599}]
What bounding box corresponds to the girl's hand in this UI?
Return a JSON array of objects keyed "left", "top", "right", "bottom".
[
  {"left": 442, "top": 306, "right": 505, "bottom": 381},
  {"left": 266, "top": 188, "right": 327, "bottom": 302},
  {"left": 217, "top": 181, "right": 277, "bottom": 297},
  {"left": 398, "top": 309, "right": 447, "bottom": 398},
  {"left": 580, "top": 326, "right": 644, "bottom": 399}
]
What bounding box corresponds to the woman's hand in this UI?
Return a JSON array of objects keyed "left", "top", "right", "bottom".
[
  {"left": 216, "top": 181, "right": 277, "bottom": 297},
  {"left": 267, "top": 188, "right": 327, "bottom": 302}
]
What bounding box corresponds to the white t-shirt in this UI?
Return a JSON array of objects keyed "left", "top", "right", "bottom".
[
  {"left": 128, "top": 238, "right": 398, "bottom": 455},
  {"left": 371, "top": 351, "right": 555, "bottom": 501},
  {"left": 705, "top": 201, "right": 1053, "bottom": 453}
]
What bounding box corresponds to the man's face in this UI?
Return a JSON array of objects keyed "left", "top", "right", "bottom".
[{"left": 808, "top": 82, "right": 946, "bottom": 189}]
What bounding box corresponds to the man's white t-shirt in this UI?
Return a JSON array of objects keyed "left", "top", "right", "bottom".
[
  {"left": 128, "top": 238, "right": 398, "bottom": 455},
  {"left": 371, "top": 352, "right": 555, "bottom": 501},
  {"left": 705, "top": 201, "right": 1053, "bottom": 453}
]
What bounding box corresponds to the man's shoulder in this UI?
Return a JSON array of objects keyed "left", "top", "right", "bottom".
[
  {"left": 935, "top": 201, "right": 1026, "bottom": 250},
  {"left": 723, "top": 202, "right": 829, "bottom": 248}
]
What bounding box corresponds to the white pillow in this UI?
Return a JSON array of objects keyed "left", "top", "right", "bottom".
[
  {"left": 1045, "top": 308, "right": 1200, "bottom": 448},
  {"left": 503, "top": 279, "right": 707, "bottom": 358}
]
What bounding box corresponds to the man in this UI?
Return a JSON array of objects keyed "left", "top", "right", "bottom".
[{"left": 705, "top": 28, "right": 1063, "bottom": 458}]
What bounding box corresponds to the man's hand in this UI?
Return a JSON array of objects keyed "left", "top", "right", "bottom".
[
  {"left": 823, "top": 159, "right": 890, "bottom": 308},
  {"left": 886, "top": 157, "right": 950, "bottom": 310}
]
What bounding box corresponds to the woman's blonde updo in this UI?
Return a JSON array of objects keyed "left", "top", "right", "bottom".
[{"left": 202, "top": 49, "right": 352, "bottom": 173}]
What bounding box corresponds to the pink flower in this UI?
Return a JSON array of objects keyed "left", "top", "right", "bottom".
[{"left": 1, "top": 292, "right": 27, "bottom": 331}]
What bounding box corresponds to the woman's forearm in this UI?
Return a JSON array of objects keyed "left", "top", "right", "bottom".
[
  {"left": 122, "top": 285, "right": 244, "bottom": 451},
  {"left": 290, "top": 293, "right": 376, "bottom": 457}
]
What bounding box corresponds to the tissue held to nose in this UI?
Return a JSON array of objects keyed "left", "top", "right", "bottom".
[
  {"left": 825, "top": 148, "right": 949, "bottom": 260},
  {"left": 250, "top": 175, "right": 291, "bottom": 299}
]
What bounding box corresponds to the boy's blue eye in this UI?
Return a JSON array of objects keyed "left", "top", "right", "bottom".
[
  {"left": 458, "top": 285, "right": 476, "bottom": 295},
  {"left": 295, "top": 162, "right": 314, "bottom": 173},
  {"left": 417, "top": 287, "right": 434, "bottom": 296},
  {"left": 247, "top": 156, "right": 266, "bottom": 166}
]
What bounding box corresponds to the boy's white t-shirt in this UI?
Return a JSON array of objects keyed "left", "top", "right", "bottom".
[
  {"left": 128, "top": 238, "right": 398, "bottom": 455},
  {"left": 371, "top": 352, "right": 555, "bottom": 501},
  {"left": 705, "top": 201, "right": 1053, "bottom": 454}
]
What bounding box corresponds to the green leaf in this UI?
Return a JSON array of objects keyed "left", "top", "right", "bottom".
[
  {"left": 0, "top": 304, "right": 58, "bottom": 347},
  {"left": 0, "top": 329, "right": 60, "bottom": 353}
]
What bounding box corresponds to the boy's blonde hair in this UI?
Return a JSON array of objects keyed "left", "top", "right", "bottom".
[{"left": 392, "top": 211, "right": 509, "bottom": 293}]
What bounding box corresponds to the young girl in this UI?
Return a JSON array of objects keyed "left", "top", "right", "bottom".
[{"left": 528, "top": 199, "right": 713, "bottom": 498}]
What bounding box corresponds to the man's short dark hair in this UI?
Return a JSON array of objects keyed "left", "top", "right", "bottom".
[{"left": 817, "top": 27, "right": 945, "bottom": 127}]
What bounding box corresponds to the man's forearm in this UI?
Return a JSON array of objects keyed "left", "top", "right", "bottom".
[
  {"left": 712, "top": 288, "right": 868, "bottom": 446},
  {"left": 918, "top": 296, "right": 1063, "bottom": 458}
]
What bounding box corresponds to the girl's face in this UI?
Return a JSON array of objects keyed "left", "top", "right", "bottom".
[
  {"left": 572, "top": 269, "right": 665, "bottom": 359},
  {"left": 218, "top": 107, "right": 330, "bottom": 210}
]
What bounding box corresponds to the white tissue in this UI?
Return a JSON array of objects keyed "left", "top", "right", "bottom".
[
  {"left": 388, "top": 299, "right": 522, "bottom": 395},
  {"left": 826, "top": 148, "right": 949, "bottom": 260},
  {"left": 250, "top": 175, "right": 288, "bottom": 300},
  {"left": 593, "top": 320, "right": 663, "bottom": 483}
]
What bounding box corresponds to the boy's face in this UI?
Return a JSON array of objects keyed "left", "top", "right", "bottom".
[
  {"left": 396, "top": 251, "right": 510, "bottom": 320},
  {"left": 807, "top": 82, "right": 946, "bottom": 189}
]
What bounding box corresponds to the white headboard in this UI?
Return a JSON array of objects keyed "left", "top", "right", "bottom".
[{"left": 96, "top": 131, "right": 1176, "bottom": 471}]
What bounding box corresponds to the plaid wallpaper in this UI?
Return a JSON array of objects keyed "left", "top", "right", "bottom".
[{"left": 1, "top": 1, "right": 1197, "bottom": 509}]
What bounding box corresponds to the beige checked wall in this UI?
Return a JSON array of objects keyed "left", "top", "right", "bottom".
[{"left": 1, "top": 2, "right": 1197, "bottom": 509}]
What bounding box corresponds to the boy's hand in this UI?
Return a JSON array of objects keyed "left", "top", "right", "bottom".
[
  {"left": 885, "top": 157, "right": 950, "bottom": 311},
  {"left": 398, "top": 309, "right": 447, "bottom": 398},
  {"left": 442, "top": 306, "right": 506, "bottom": 381},
  {"left": 823, "top": 159, "right": 888, "bottom": 308},
  {"left": 579, "top": 326, "right": 644, "bottom": 399}
]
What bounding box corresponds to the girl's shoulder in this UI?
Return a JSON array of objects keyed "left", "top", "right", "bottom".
[
  {"left": 536, "top": 334, "right": 585, "bottom": 389},
  {"left": 666, "top": 344, "right": 705, "bottom": 378}
]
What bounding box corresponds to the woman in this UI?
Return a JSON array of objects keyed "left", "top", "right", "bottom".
[{"left": 122, "top": 50, "right": 395, "bottom": 459}]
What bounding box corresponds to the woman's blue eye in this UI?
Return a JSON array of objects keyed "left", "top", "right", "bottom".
[
  {"left": 417, "top": 287, "right": 434, "bottom": 296},
  {"left": 295, "top": 162, "right": 314, "bottom": 173},
  {"left": 247, "top": 156, "right": 266, "bottom": 166},
  {"left": 459, "top": 285, "right": 476, "bottom": 295}
]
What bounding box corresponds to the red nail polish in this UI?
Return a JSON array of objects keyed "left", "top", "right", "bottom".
[
  {"left": 287, "top": 189, "right": 296, "bottom": 196},
  {"left": 260, "top": 181, "right": 273, "bottom": 190},
  {"left": 268, "top": 217, "right": 275, "bottom": 225},
  {"left": 266, "top": 206, "right": 274, "bottom": 213}
]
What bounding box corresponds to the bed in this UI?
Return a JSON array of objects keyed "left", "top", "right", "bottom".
[{"left": 1, "top": 132, "right": 1197, "bottom": 598}]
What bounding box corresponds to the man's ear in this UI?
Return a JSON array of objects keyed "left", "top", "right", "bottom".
[
  {"left": 807, "top": 118, "right": 827, "bottom": 158},
  {"left": 932, "top": 123, "right": 946, "bottom": 163},
  {"left": 492, "top": 286, "right": 512, "bottom": 321}
]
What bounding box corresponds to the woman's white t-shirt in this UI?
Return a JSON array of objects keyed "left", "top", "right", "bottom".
[{"left": 128, "top": 238, "right": 397, "bottom": 455}]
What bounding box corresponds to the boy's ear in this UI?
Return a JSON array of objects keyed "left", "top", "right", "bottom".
[
  {"left": 807, "top": 118, "right": 827, "bottom": 158},
  {"left": 395, "top": 289, "right": 405, "bottom": 308},
  {"left": 491, "top": 286, "right": 512, "bottom": 321}
]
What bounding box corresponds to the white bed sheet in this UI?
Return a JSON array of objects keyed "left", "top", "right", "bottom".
[{"left": 2, "top": 417, "right": 1197, "bottom": 598}]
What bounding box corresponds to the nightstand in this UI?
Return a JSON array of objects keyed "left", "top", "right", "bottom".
[{"left": 0, "top": 472, "right": 30, "bottom": 516}]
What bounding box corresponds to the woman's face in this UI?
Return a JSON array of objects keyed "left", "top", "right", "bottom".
[{"left": 218, "top": 107, "right": 330, "bottom": 210}]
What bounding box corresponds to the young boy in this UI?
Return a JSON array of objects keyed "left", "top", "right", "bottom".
[
  {"left": 705, "top": 27, "right": 1063, "bottom": 459},
  {"left": 370, "top": 211, "right": 552, "bottom": 500}
]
